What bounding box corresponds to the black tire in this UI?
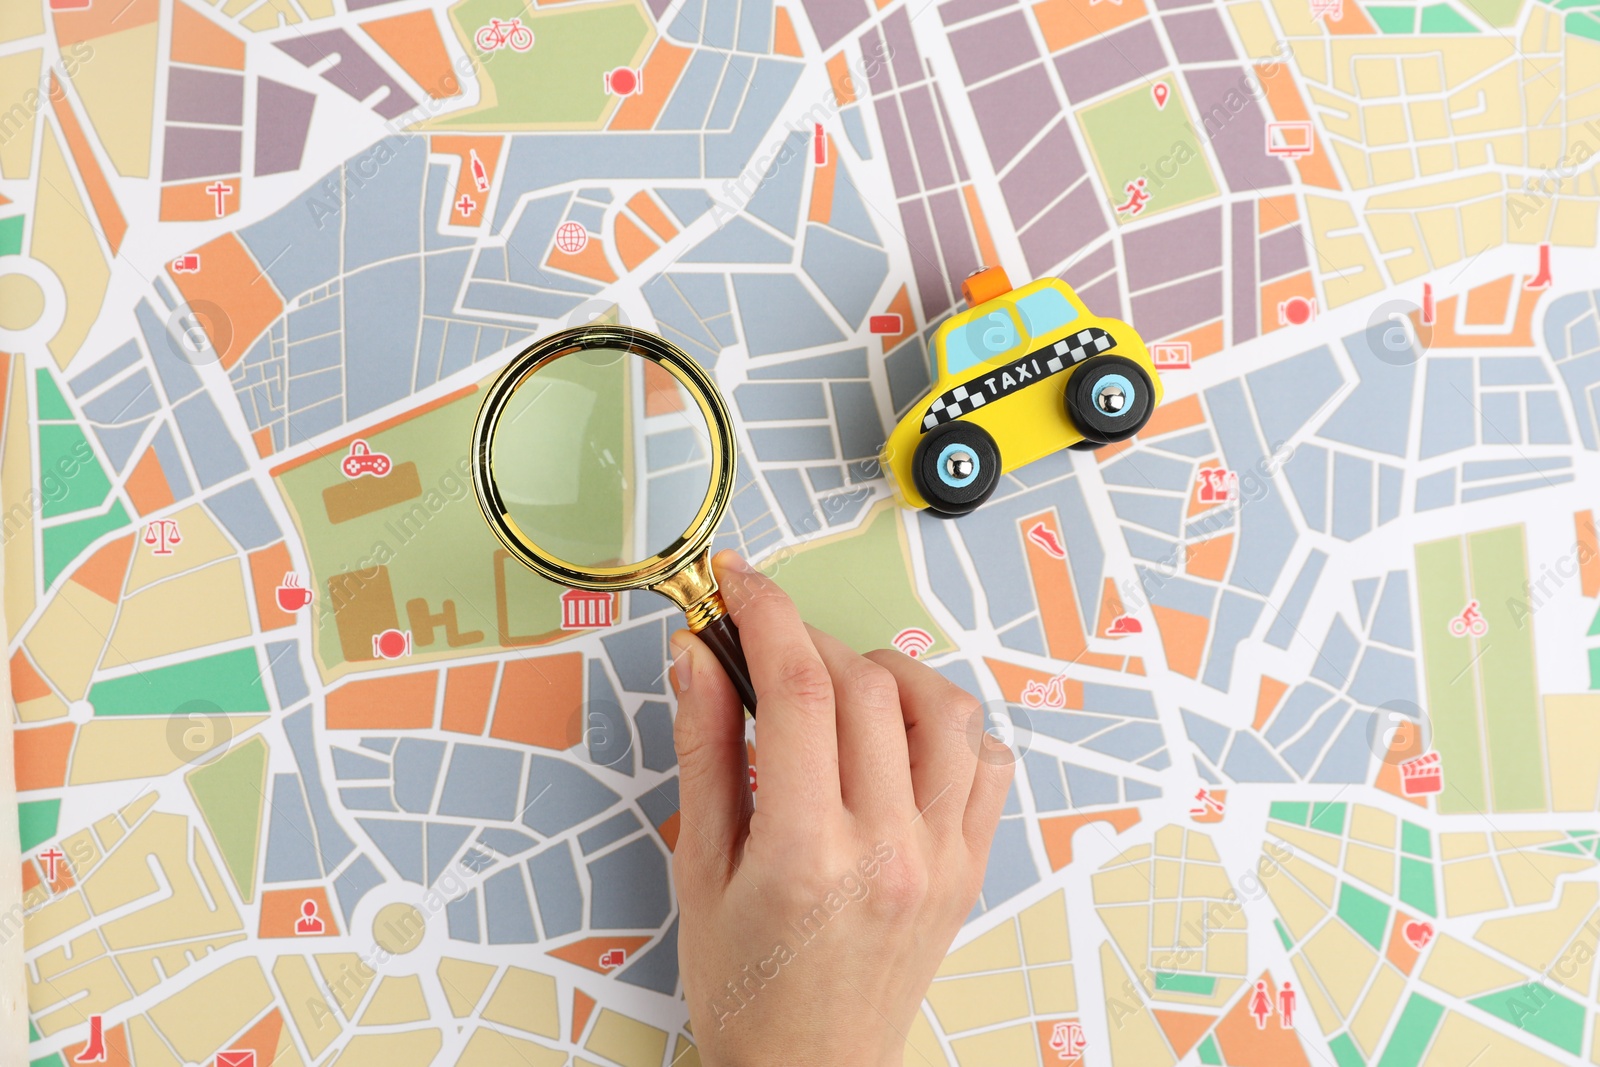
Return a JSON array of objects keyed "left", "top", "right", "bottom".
[
  {"left": 1066, "top": 355, "right": 1154, "bottom": 443},
  {"left": 1069, "top": 439, "right": 1103, "bottom": 452},
  {"left": 913, "top": 421, "right": 1001, "bottom": 517}
]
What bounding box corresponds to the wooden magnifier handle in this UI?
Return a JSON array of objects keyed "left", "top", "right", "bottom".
[
  {"left": 660, "top": 554, "right": 756, "bottom": 715},
  {"left": 694, "top": 614, "right": 757, "bottom": 714}
]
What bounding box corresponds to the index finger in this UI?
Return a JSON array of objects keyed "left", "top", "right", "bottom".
[{"left": 712, "top": 551, "right": 841, "bottom": 821}]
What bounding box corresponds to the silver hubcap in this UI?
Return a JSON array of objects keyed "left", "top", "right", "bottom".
[
  {"left": 945, "top": 451, "right": 974, "bottom": 480},
  {"left": 1095, "top": 383, "right": 1126, "bottom": 413}
]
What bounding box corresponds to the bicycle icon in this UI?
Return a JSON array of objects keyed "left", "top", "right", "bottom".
[
  {"left": 1449, "top": 599, "right": 1487, "bottom": 638},
  {"left": 475, "top": 16, "right": 533, "bottom": 52}
]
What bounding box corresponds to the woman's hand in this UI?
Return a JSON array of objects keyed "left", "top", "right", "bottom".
[{"left": 670, "top": 551, "right": 1014, "bottom": 1067}]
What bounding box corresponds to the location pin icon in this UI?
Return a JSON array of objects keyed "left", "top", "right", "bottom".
[{"left": 1153, "top": 82, "right": 1169, "bottom": 109}]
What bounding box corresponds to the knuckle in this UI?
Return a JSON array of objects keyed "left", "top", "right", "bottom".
[
  {"left": 775, "top": 653, "right": 834, "bottom": 710},
  {"left": 843, "top": 660, "right": 900, "bottom": 711},
  {"left": 671, "top": 710, "right": 712, "bottom": 763},
  {"left": 791, "top": 865, "right": 842, "bottom": 902},
  {"left": 766, "top": 852, "right": 837, "bottom": 903},
  {"left": 672, "top": 733, "right": 718, "bottom": 784},
  {"left": 871, "top": 851, "right": 930, "bottom": 912},
  {"left": 673, "top": 746, "right": 738, "bottom": 817},
  {"left": 937, "top": 688, "right": 982, "bottom": 735}
]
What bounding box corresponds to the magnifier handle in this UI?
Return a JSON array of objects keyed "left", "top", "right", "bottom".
[{"left": 696, "top": 615, "right": 757, "bottom": 714}]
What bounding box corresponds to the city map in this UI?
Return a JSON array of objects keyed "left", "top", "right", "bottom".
[{"left": 3, "top": 0, "right": 1600, "bottom": 1060}]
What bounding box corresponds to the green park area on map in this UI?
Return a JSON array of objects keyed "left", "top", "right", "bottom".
[
  {"left": 773, "top": 502, "right": 951, "bottom": 658},
  {"left": 440, "top": 0, "right": 653, "bottom": 127},
  {"left": 491, "top": 351, "right": 632, "bottom": 568},
  {"left": 276, "top": 391, "right": 573, "bottom": 676},
  {"left": 1416, "top": 526, "right": 1546, "bottom": 814},
  {"left": 1076, "top": 81, "right": 1220, "bottom": 224}
]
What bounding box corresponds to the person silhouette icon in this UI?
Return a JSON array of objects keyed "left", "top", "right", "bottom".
[
  {"left": 1249, "top": 979, "right": 1273, "bottom": 1029},
  {"left": 1278, "top": 979, "right": 1297, "bottom": 1028},
  {"left": 295, "top": 899, "right": 325, "bottom": 935}
]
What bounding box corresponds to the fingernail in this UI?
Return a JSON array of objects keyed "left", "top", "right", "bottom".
[
  {"left": 669, "top": 634, "right": 693, "bottom": 694},
  {"left": 719, "top": 551, "right": 753, "bottom": 573}
]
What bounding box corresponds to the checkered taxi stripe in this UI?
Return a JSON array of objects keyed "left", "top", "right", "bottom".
[{"left": 922, "top": 328, "right": 1115, "bottom": 431}]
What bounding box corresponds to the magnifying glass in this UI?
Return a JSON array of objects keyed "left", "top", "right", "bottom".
[{"left": 471, "top": 325, "right": 757, "bottom": 713}]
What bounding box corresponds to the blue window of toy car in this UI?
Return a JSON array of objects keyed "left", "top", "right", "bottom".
[
  {"left": 1015, "top": 288, "right": 1079, "bottom": 337},
  {"left": 943, "top": 309, "right": 1021, "bottom": 375}
]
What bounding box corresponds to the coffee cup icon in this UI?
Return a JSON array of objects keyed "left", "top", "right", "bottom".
[{"left": 276, "top": 573, "right": 312, "bottom": 612}]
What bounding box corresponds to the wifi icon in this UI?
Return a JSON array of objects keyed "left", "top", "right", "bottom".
[{"left": 892, "top": 627, "right": 934, "bottom": 658}]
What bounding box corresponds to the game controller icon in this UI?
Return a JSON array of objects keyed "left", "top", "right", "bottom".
[{"left": 342, "top": 439, "right": 392, "bottom": 479}]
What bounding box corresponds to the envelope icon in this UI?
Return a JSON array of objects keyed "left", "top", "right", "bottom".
[{"left": 217, "top": 1051, "right": 256, "bottom": 1067}]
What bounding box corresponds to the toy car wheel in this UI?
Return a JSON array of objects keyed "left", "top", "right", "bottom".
[
  {"left": 1066, "top": 355, "right": 1154, "bottom": 443},
  {"left": 913, "top": 422, "right": 1000, "bottom": 517},
  {"left": 1069, "top": 439, "right": 1103, "bottom": 452}
]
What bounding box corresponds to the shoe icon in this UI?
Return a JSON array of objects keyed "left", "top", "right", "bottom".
[{"left": 1106, "top": 615, "right": 1142, "bottom": 636}]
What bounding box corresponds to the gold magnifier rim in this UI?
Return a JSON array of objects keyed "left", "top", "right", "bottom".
[{"left": 471, "top": 324, "right": 736, "bottom": 592}]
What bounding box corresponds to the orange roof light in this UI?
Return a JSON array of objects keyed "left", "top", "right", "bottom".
[{"left": 961, "top": 266, "right": 1012, "bottom": 308}]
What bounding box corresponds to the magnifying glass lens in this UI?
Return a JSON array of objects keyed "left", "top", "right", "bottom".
[
  {"left": 475, "top": 326, "right": 756, "bottom": 713},
  {"left": 489, "top": 348, "right": 714, "bottom": 569}
]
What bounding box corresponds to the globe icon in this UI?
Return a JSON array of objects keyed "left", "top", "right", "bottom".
[{"left": 556, "top": 221, "right": 589, "bottom": 254}]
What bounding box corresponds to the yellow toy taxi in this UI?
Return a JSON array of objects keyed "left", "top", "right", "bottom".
[{"left": 881, "top": 266, "right": 1164, "bottom": 516}]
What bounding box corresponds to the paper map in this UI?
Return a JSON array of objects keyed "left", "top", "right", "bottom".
[{"left": 4, "top": 0, "right": 1600, "bottom": 1061}]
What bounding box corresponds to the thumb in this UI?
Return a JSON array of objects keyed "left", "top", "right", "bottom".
[{"left": 670, "top": 629, "right": 751, "bottom": 887}]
